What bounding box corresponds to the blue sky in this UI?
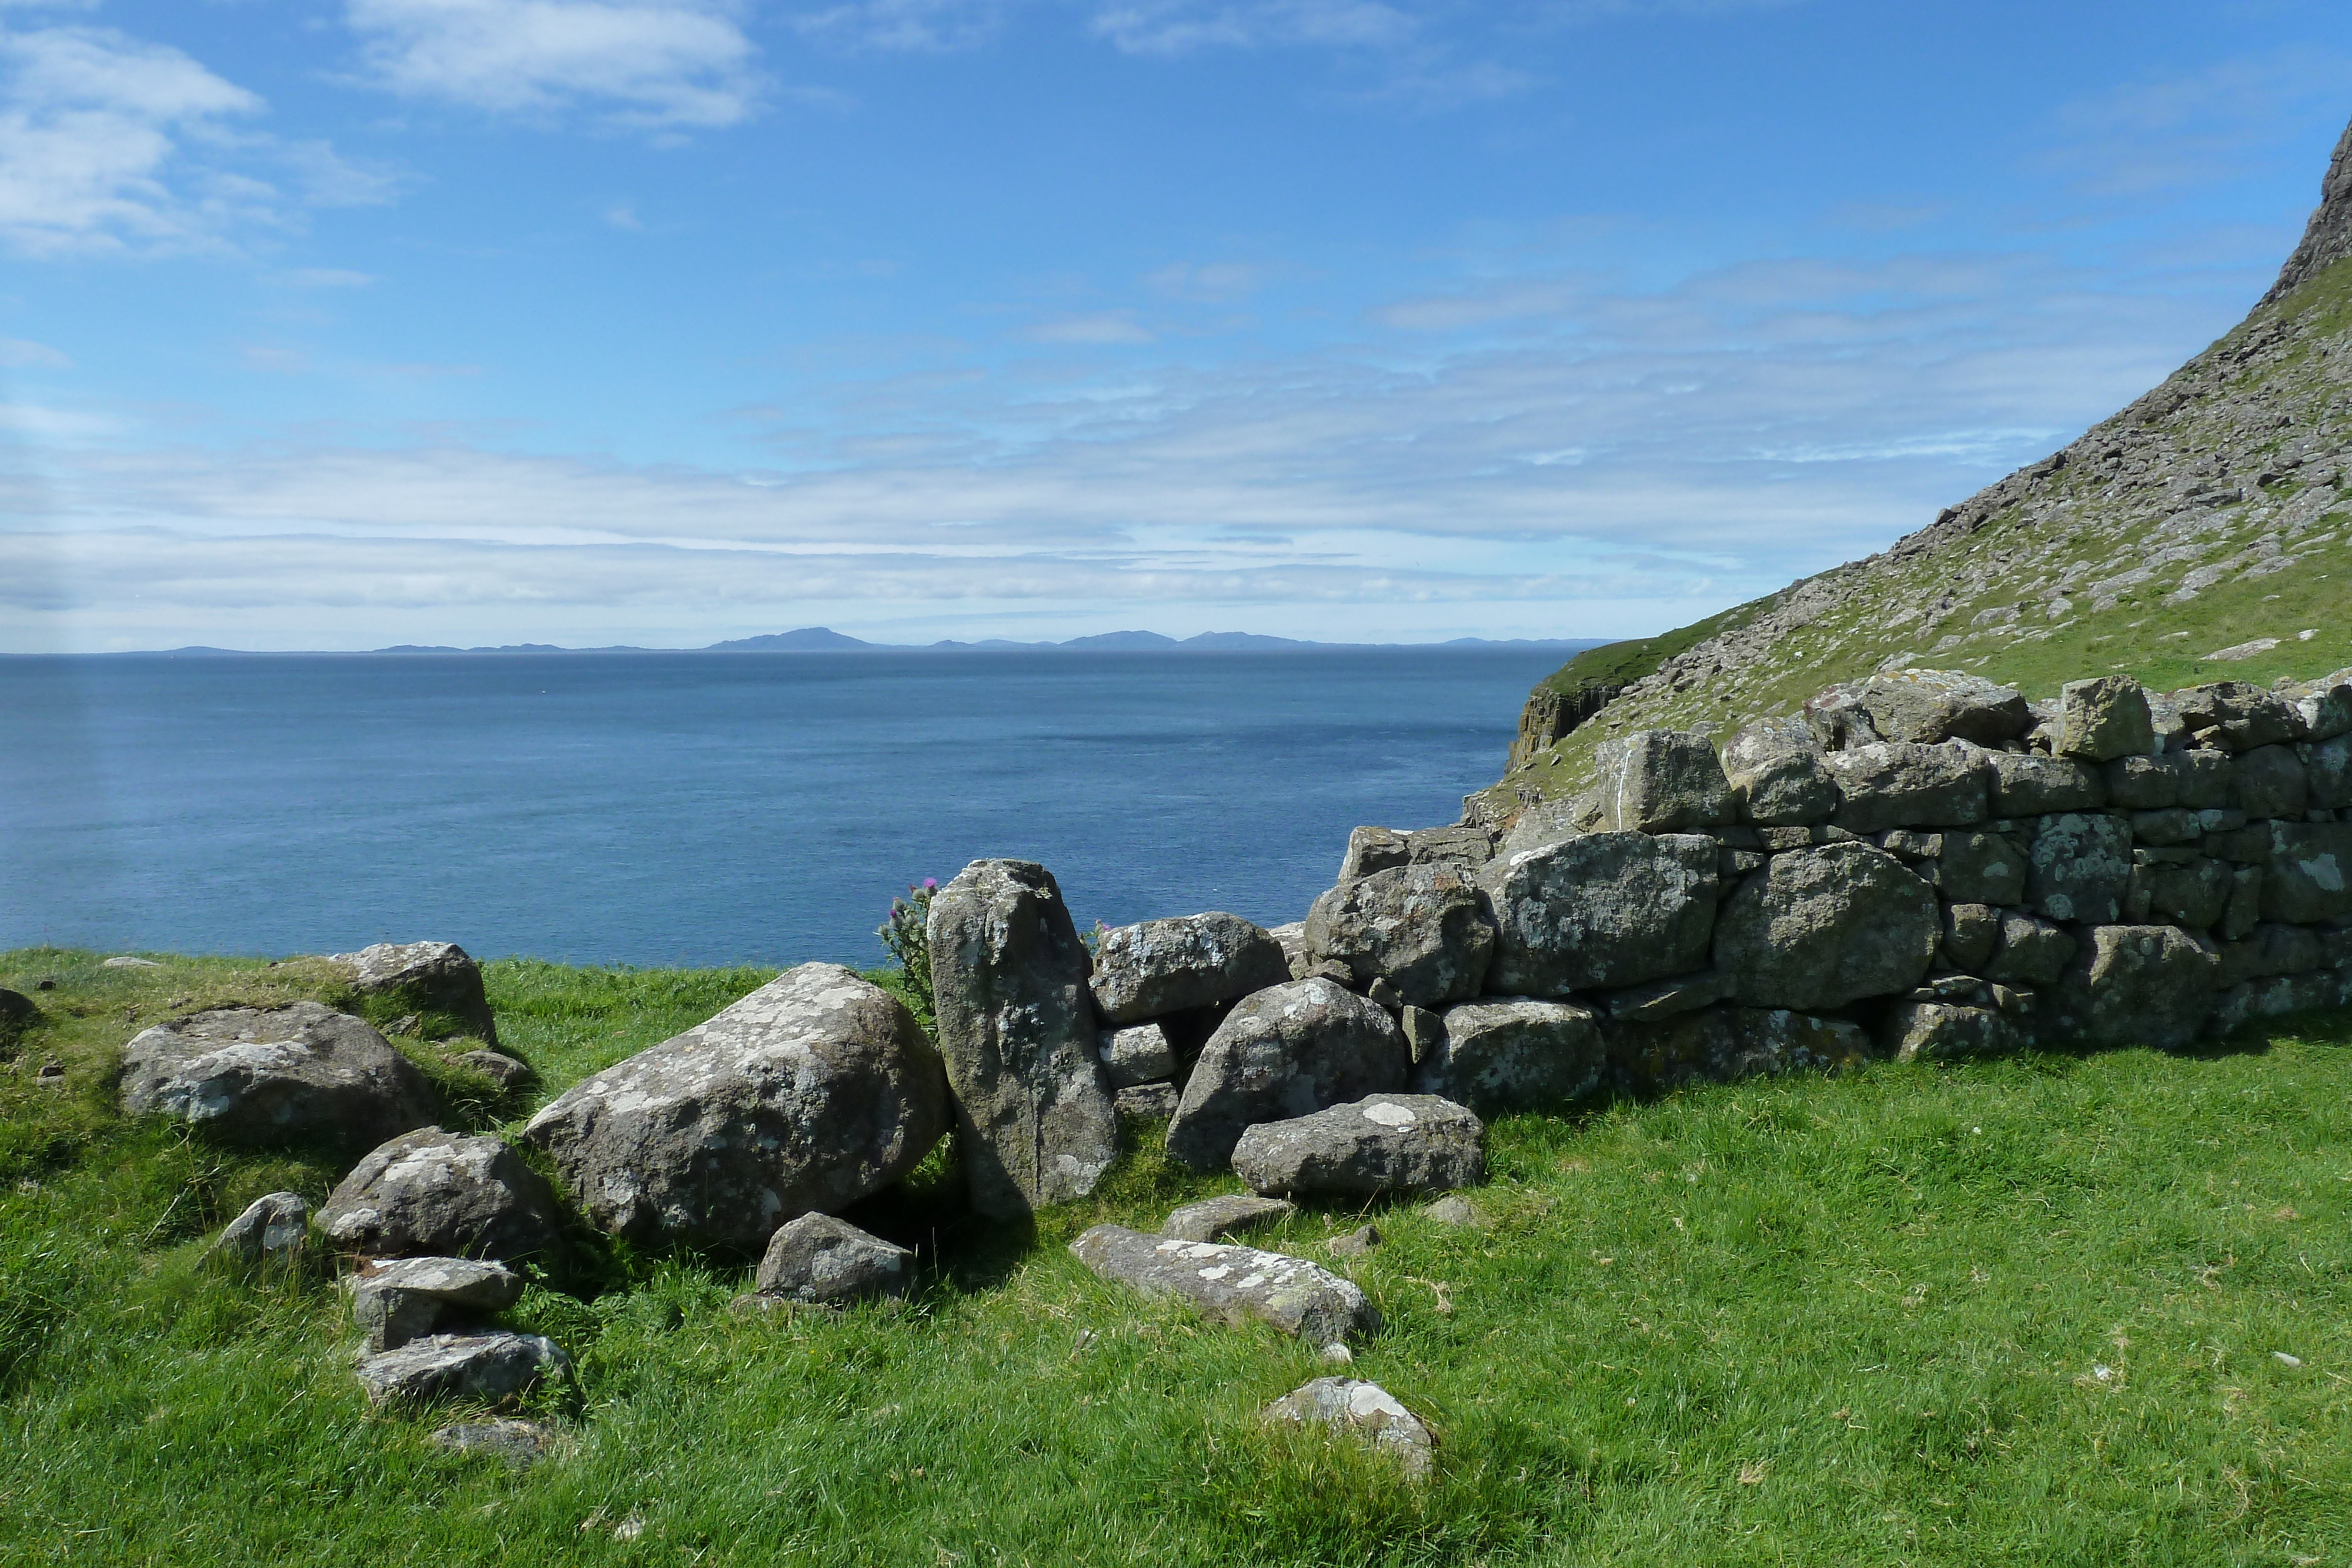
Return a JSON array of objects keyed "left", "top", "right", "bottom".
[{"left": 3, "top": 0, "right": 2350, "bottom": 650}]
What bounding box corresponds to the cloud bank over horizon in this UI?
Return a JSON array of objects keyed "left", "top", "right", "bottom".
[{"left": 2, "top": 1, "right": 2350, "bottom": 650}]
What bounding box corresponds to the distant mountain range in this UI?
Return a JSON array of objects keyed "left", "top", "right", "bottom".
[{"left": 74, "top": 629, "right": 1608, "bottom": 656}]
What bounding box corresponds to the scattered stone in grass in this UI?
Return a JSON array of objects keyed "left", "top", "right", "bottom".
[
  {"left": 429, "top": 1418, "right": 562, "bottom": 1469},
  {"left": 1231, "top": 1094, "right": 1485, "bottom": 1199},
  {"left": 386, "top": 1014, "right": 422, "bottom": 1037},
  {"left": 1160, "top": 1194, "right": 1294, "bottom": 1243},
  {"left": 103, "top": 956, "right": 164, "bottom": 969},
  {"left": 34, "top": 979, "right": 55, "bottom": 991},
  {"left": 347, "top": 1256, "right": 526, "bottom": 1351},
  {"left": 355, "top": 1330, "right": 570, "bottom": 1407},
  {"left": 1261, "top": 1378, "right": 1435, "bottom": 1480},
  {"left": 1326, "top": 1224, "right": 1381, "bottom": 1257},
  {"left": 449, "top": 1049, "right": 533, "bottom": 1091},
  {"left": 203, "top": 1191, "right": 309, "bottom": 1270},
  {"left": 1419, "top": 1195, "right": 1491, "bottom": 1230},
  {"left": 2276, "top": 1351, "right": 2304, "bottom": 1368},
  {"left": 1319, "top": 1342, "right": 1353, "bottom": 1365},
  {"left": 1113, "top": 1082, "right": 1178, "bottom": 1121},
  {"left": 1068, "top": 1225, "right": 1379, "bottom": 1344},
  {"left": 319, "top": 1126, "right": 564, "bottom": 1262},
  {"left": 36, "top": 1060, "right": 64, "bottom": 1081},
  {"left": 752, "top": 1212, "right": 914, "bottom": 1308}
]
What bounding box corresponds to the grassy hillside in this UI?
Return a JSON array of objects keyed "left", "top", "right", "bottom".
[
  {"left": 1483, "top": 254, "right": 2352, "bottom": 817},
  {"left": 5, "top": 946, "right": 2351, "bottom": 1564}
]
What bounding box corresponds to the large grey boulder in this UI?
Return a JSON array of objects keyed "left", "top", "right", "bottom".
[
  {"left": 202, "top": 1191, "right": 309, "bottom": 1270},
  {"left": 1588, "top": 730, "right": 1736, "bottom": 832},
  {"left": 328, "top": 941, "right": 497, "bottom": 1042},
  {"left": 347, "top": 1256, "right": 524, "bottom": 1351},
  {"left": 2174, "top": 682, "right": 2297, "bottom": 751},
  {"left": 2259, "top": 823, "right": 2352, "bottom": 922},
  {"left": 521, "top": 962, "right": 948, "bottom": 1249},
  {"left": 1823, "top": 743, "right": 1990, "bottom": 833},
  {"left": 1608, "top": 1005, "right": 1870, "bottom": 1095},
  {"left": 1164, "top": 979, "right": 1406, "bottom": 1172},
  {"left": 1304, "top": 864, "right": 1495, "bottom": 1008},
  {"left": 1161, "top": 1195, "right": 1294, "bottom": 1243},
  {"left": 2026, "top": 813, "right": 2133, "bottom": 924},
  {"left": 318, "top": 1128, "right": 562, "bottom": 1262},
  {"left": 1089, "top": 914, "right": 1291, "bottom": 1027},
  {"left": 1862, "top": 670, "right": 2031, "bottom": 746},
  {"left": 1482, "top": 833, "right": 1718, "bottom": 997},
  {"left": 2056, "top": 677, "right": 2155, "bottom": 762},
  {"left": 1719, "top": 717, "right": 1839, "bottom": 826},
  {"left": 925, "top": 860, "right": 1116, "bottom": 1220},
  {"left": 1713, "top": 842, "right": 1939, "bottom": 1009},
  {"left": 355, "top": 1332, "right": 570, "bottom": 1408},
  {"left": 1067, "top": 1225, "right": 1379, "bottom": 1345},
  {"left": 1262, "top": 1378, "right": 1435, "bottom": 1480},
  {"left": 752, "top": 1213, "right": 913, "bottom": 1307},
  {"left": 1932, "top": 830, "right": 2027, "bottom": 905},
  {"left": 2051, "top": 925, "right": 2217, "bottom": 1050},
  {"left": 119, "top": 1003, "right": 439, "bottom": 1155},
  {"left": 1232, "top": 1094, "right": 1484, "bottom": 1199},
  {"left": 1409, "top": 998, "right": 1603, "bottom": 1115},
  {"left": 1986, "top": 753, "right": 2104, "bottom": 816}
]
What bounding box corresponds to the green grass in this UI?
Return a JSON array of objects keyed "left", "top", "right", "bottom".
[{"left": 5, "top": 947, "right": 2352, "bottom": 1564}]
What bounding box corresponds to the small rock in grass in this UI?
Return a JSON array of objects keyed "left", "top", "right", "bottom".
[
  {"left": 1262, "top": 1378, "right": 1435, "bottom": 1480},
  {"left": 1231, "top": 1094, "right": 1485, "bottom": 1199},
  {"left": 1419, "top": 1195, "right": 1490, "bottom": 1230},
  {"left": 450, "top": 1049, "right": 533, "bottom": 1090},
  {"left": 1325, "top": 1225, "right": 1381, "bottom": 1258},
  {"left": 103, "top": 956, "right": 165, "bottom": 969},
  {"left": 429, "top": 1418, "right": 562, "bottom": 1469},
  {"left": 203, "top": 1191, "right": 309, "bottom": 1270},
  {"left": 318, "top": 1127, "right": 563, "bottom": 1262},
  {"left": 356, "top": 1331, "right": 570, "bottom": 1408},
  {"left": 348, "top": 1256, "right": 525, "bottom": 1351},
  {"left": 753, "top": 1212, "right": 913, "bottom": 1308},
  {"left": 1068, "top": 1225, "right": 1379, "bottom": 1345},
  {"left": 1161, "top": 1194, "right": 1294, "bottom": 1243}
]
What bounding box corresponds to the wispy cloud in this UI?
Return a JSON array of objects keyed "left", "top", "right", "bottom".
[
  {"left": 1092, "top": 0, "right": 1418, "bottom": 55},
  {"left": 1027, "top": 311, "right": 1157, "bottom": 344},
  {"left": 2041, "top": 49, "right": 2352, "bottom": 197},
  {"left": 345, "top": 0, "right": 766, "bottom": 128},
  {"left": 793, "top": 0, "right": 1006, "bottom": 52},
  {"left": 273, "top": 266, "right": 377, "bottom": 287},
  {"left": 0, "top": 336, "right": 70, "bottom": 367}
]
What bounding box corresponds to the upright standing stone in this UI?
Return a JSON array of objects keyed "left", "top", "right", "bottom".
[
  {"left": 1588, "top": 730, "right": 1737, "bottom": 832},
  {"left": 927, "top": 860, "right": 1118, "bottom": 1219},
  {"left": 1719, "top": 717, "right": 1839, "bottom": 826},
  {"left": 2056, "top": 677, "right": 2155, "bottom": 762}
]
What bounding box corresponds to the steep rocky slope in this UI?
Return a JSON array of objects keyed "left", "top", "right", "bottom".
[{"left": 1483, "top": 116, "right": 2352, "bottom": 818}]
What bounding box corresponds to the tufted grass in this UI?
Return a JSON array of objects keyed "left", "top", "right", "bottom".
[{"left": 4, "top": 945, "right": 2352, "bottom": 1564}]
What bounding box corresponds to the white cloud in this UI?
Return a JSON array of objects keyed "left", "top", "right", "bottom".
[
  {"left": 793, "top": 0, "right": 1004, "bottom": 52},
  {"left": 0, "top": 400, "right": 116, "bottom": 437},
  {"left": 0, "top": 336, "right": 69, "bottom": 367},
  {"left": 1092, "top": 0, "right": 1418, "bottom": 55},
  {"left": 603, "top": 201, "right": 643, "bottom": 228},
  {"left": 0, "top": 22, "right": 393, "bottom": 257},
  {"left": 346, "top": 0, "right": 766, "bottom": 128},
  {"left": 1144, "top": 260, "right": 1268, "bottom": 301},
  {"left": 2042, "top": 51, "right": 2352, "bottom": 198}
]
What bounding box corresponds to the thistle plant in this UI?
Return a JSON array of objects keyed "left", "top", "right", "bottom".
[{"left": 877, "top": 878, "right": 938, "bottom": 1031}]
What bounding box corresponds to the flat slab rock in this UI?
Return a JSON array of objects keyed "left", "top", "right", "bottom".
[
  {"left": 356, "top": 1331, "right": 570, "bottom": 1407},
  {"left": 1262, "top": 1377, "right": 1435, "bottom": 1480},
  {"left": 348, "top": 1255, "right": 524, "bottom": 1351},
  {"left": 429, "top": 1418, "right": 562, "bottom": 1469},
  {"left": 1231, "top": 1094, "right": 1485, "bottom": 1199},
  {"left": 1089, "top": 913, "right": 1291, "bottom": 1026},
  {"left": 1069, "top": 1225, "right": 1380, "bottom": 1346},
  {"left": 1161, "top": 1194, "right": 1294, "bottom": 1243},
  {"left": 119, "top": 1002, "right": 439, "bottom": 1155}
]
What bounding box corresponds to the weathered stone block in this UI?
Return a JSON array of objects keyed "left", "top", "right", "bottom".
[
  {"left": 753, "top": 1213, "right": 914, "bottom": 1307},
  {"left": 1885, "top": 1001, "right": 2020, "bottom": 1063},
  {"left": 2231, "top": 744, "right": 2309, "bottom": 821},
  {"left": 2257, "top": 823, "right": 2352, "bottom": 922},
  {"left": 319, "top": 1127, "right": 563, "bottom": 1262},
  {"left": 1232, "top": 1094, "right": 1485, "bottom": 1199},
  {"left": 1411, "top": 997, "right": 1603, "bottom": 1114},
  {"left": 1823, "top": 743, "right": 1990, "bottom": 833},
  {"left": 2026, "top": 813, "right": 2133, "bottom": 924},
  {"left": 1067, "top": 1225, "right": 1379, "bottom": 1345},
  {"left": 1589, "top": 730, "right": 1736, "bottom": 833},
  {"left": 1164, "top": 979, "right": 1407, "bottom": 1172},
  {"left": 119, "top": 1003, "right": 439, "bottom": 1155},
  {"left": 1942, "top": 902, "right": 2000, "bottom": 970},
  {"left": 1933, "top": 830, "right": 2027, "bottom": 905},
  {"left": 1481, "top": 832, "right": 1718, "bottom": 997},
  {"left": 2051, "top": 925, "right": 2216, "bottom": 1050},
  {"left": 2174, "top": 682, "right": 2296, "bottom": 751},
  {"left": 1983, "top": 911, "right": 2077, "bottom": 986},
  {"left": 1305, "top": 864, "right": 1495, "bottom": 1008},
  {"left": 2056, "top": 676, "right": 2156, "bottom": 762},
  {"left": 1607, "top": 1005, "right": 1870, "bottom": 1095},
  {"left": 1986, "top": 753, "right": 2104, "bottom": 816},
  {"left": 1090, "top": 914, "right": 1291, "bottom": 1026},
  {"left": 1713, "top": 842, "right": 1939, "bottom": 1009},
  {"left": 1719, "top": 716, "right": 1839, "bottom": 826},
  {"left": 1863, "top": 670, "right": 2031, "bottom": 746}
]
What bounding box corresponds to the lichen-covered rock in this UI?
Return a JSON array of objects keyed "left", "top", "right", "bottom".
[
  {"left": 1983, "top": 911, "right": 2077, "bottom": 985},
  {"left": 1942, "top": 902, "right": 2000, "bottom": 969},
  {"left": 355, "top": 1332, "right": 570, "bottom": 1408},
  {"left": 1602, "top": 968, "right": 1733, "bottom": 1022},
  {"left": 1068, "top": 1225, "right": 1379, "bottom": 1345},
  {"left": 2056, "top": 677, "right": 2156, "bottom": 762},
  {"left": 1410, "top": 997, "right": 1603, "bottom": 1115},
  {"left": 927, "top": 861, "right": 1116, "bottom": 1219},
  {"left": 2026, "top": 813, "right": 2133, "bottom": 924},
  {"left": 1165, "top": 979, "right": 1407, "bottom": 1172},
  {"left": 2285, "top": 668, "right": 2352, "bottom": 743},
  {"left": 1607, "top": 1005, "right": 1870, "bottom": 1095},
  {"left": 1262, "top": 1378, "right": 1435, "bottom": 1480},
  {"left": 2232, "top": 745, "right": 2309, "bottom": 820},
  {"left": 2213, "top": 968, "right": 2352, "bottom": 1032},
  {"left": 1231, "top": 1094, "right": 1485, "bottom": 1199},
  {"left": 1719, "top": 716, "right": 1839, "bottom": 826},
  {"left": 1405, "top": 825, "right": 1498, "bottom": 872},
  {"left": 2306, "top": 734, "right": 2352, "bottom": 810},
  {"left": 2051, "top": 925, "right": 2216, "bottom": 1050},
  {"left": 2174, "top": 682, "right": 2298, "bottom": 751},
  {"left": 1161, "top": 1194, "right": 1294, "bottom": 1243},
  {"left": 1481, "top": 833, "right": 1718, "bottom": 997},
  {"left": 202, "top": 1191, "right": 309, "bottom": 1270},
  {"left": 1338, "top": 826, "right": 1411, "bottom": 882},
  {"left": 318, "top": 1128, "right": 563, "bottom": 1261},
  {"left": 1823, "top": 743, "right": 1990, "bottom": 833},
  {"left": 1932, "top": 830, "right": 2027, "bottom": 905},
  {"left": 347, "top": 1256, "right": 524, "bottom": 1351},
  {"left": 1497, "top": 796, "right": 1586, "bottom": 860},
  {"left": 1588, "top": 730, "right": 1736, "bottom": 832},
  {"left": 1862, "top": 670, "right": 2031, "bottom": 746},
  {"left": 1114, "top": 1081, "right": 1180, "bottom": 1121},
  {"left": 1884, "top": 1001, "right": 2020, "bottom": 1062},
  {"left": 119, "top": 1003, "right": 439, "bottom": 1155},
  {"left": 1986, "top": 753, "right": 2104, "bottom": 816},
  {"left": 2143, "top": 856, "right": 2231, "bottom": 930},
  {"left": 328, "top": 941, "right": 497, "bottom": 1042},
  {"left": 1713, "top": 842, "right": 1939, "bottom": 1009},
  {"left": 1098, "top": 1023, "right": 1175, "bottom": 1088},
  {"left": 753, "top": 1213, "right": 914, "bottom": 1307},
  {"left": 521, "top": 962, "right": 948, "bottom": 1248},
  {"left": 2103, "top": 753, "right": 2184, "bottom": 809},
  {"left": 1304, "top": 865, "right": 1495, "bottom": 1008},
  {"left": 428, "top": 1419, "right": 560, "bottom": 1470},
  {"left": 450, "top": 1049, "right": 533, "bottom": 1092},
  {"left": 2214, "top": 922, "right": 2326, "bottom": 989},
  {"left": 1089, "top": 914, "right": 1291, "bottom": 1027},
  {"left": 2258, "top": 823, "right": 2352, "bottom": 922},
  {"left": 1803, "top": 681, "right": 1883, "bottom": 750}
]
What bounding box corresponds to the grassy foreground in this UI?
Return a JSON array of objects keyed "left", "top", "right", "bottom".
[{"left": 4, "top": 948, "right": 2351, "bottom": 1566}]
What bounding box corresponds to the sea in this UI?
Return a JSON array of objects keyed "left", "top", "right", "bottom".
[{"left": 1, "top": 648, "right": 1567, "bottom": 970}]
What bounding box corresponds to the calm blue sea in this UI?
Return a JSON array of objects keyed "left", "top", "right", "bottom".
[{"left": 1, "top": 649, "right": 1560, "bottom": 969}]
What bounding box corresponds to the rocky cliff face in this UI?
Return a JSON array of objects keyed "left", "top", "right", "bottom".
[{"left": 1483, "top": 113, "right": 2352, "bottom": 820}]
